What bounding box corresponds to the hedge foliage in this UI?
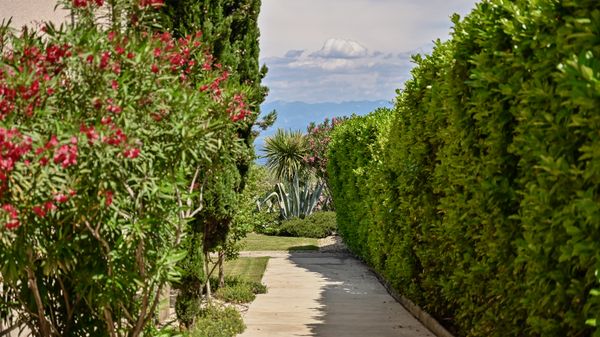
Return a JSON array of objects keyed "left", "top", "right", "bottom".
[
  {"left": 279, "top": 211, "right": 337, "bottom": 238},
  {"left": 327, "top": 1, "right": 600, "bottom": 336}
]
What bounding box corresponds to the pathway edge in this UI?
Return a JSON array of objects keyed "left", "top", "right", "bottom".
[{"left": 367, "top": 266, "right": 455, "bottom": 337}]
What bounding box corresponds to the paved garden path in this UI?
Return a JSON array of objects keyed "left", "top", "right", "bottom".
[{"left": 237, "top": 251, "right": 435, "bottom": 337}]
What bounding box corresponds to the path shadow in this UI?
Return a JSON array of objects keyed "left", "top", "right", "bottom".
[
  {"left": 287, "top": 245, "right": 319, "bottom": 251},
  {"left": 286, "top": 252, "right": 434, "bottom": 337}
]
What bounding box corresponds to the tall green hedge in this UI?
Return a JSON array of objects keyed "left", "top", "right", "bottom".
[
  {"left": 327, "top": 1, "right": 600, "bottom": 336},
  {"left": 328, "top": 108, "right": 394, "bottom": 259}
]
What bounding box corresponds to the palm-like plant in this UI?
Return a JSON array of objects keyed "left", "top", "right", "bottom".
[{"left": 263, "top": 129, "right": 308, "bottom": 182}]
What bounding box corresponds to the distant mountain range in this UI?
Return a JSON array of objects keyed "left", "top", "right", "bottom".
[{"left": 254, "top": 99, "right": 393, "bottom": 161}]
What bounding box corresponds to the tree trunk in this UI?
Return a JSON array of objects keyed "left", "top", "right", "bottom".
[
  {"left": 25, "top": 266, "right": 52, "bottom": 337},
  {"left": 218, "top": 250, "right": 225, "bottom": 288},
  {"left": 203, "top": 251, "right": 212, "bottom": 303}
]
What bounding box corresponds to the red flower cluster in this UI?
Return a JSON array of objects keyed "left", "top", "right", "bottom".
[
  {"left": 53, "top": 137, "right": 78, "bottom": 168},
  {"left": 0, "top": 80, "right": 16, "bottom": 119},
  {"left": 151, "top": 31, "right": 202, "bottom": 79},
  {"left": 2, "top": 204, "right": 20, "bottom": 229},
  {"left": 227, "top": 93, "right": 252, "bottom": 122},
  {"left": 0, "top": 128, "right": 32, "bottom": 181},
  {"left": 304, "top": 117, "right": 347, "bottom": 179},
  {"left": 105, "top": 97, "right": 122, "bottom": 114},
  {"left": 80, "top": 124, "right": 99, "bottom": 144},
  {"left": 140, "top": 0, "right": 164, "bottom": 8},
  {"left": 99, "top": 118, "right": 142, "bottom": 159},
  {"left": 123, "top": 147, "right": 140, "bottom": 159},
  {"left": 104, "top": 190, "right": 113, "bottom": 206},
  {"left": 73, "top": 0, "right": 104, "bottom": 8},
  {"left": 0, "top": 43, "right": 70, "bottom": 120},
  {"left": 54, "top": 193, "right": 70, "bottom": 203},
  {"left": 103, "top": 128, "right": 127, "bottom": 146},
  {"left": 100, "top": 51, "right": 111, "bottom": 69},
  {"left": 32, "top": 201, "right": 56, "bottom": 218}
]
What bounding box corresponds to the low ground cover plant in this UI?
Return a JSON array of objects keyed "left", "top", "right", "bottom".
[
  {"left": 188, "top": 305, "right": 245, "bottom": 337},
  {"left": 213, "top": 276, "right": 267, "bottom": 304}
]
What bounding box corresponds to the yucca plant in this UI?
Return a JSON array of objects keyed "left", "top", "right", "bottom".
[
  {"left": 257, "top": 174, "right": 324, "bottom": 220},
  {"left": 263, "top": 129, "right": 309, "bottom": 182}
]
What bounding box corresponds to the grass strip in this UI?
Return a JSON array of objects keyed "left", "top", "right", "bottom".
[
  {"left": 240, "top": 233, "right": 319, "bottom": 251},
  {"left": 223, "top": 257, "right": 269, "bottom": 283}
]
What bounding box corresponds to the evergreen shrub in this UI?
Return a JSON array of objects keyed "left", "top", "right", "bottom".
[
  {"left": 213, "top": 276, "right": 267, "bottom": 304},
  {"left": 278, "top": 211, "right": 337, "bottom": 238},
  {"left": 189, "top": 305, "right": 245, "bottom": 337},
  {"left": 327, "top": 1, "right": 600, "bottom": 336}
]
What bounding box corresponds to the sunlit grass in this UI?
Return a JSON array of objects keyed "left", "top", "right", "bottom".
[
  {"left": 223, "top": 257, "right": 269, "bottom": 283},
  {"left": 240, "top": 233, "right": 319, "bottom": 251}
]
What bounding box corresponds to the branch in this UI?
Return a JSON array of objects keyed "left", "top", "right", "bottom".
[
  {"left": 188, "top": 175, "right": 208, "bottom": 218},
  {"left": 123, "top": 181, "right": 136, "bottom": 199},
  {"left": 25, "top": 265, "right": 51, "bottom": 337},
  {"left": 84, "top": 221, "right": 113, "bottom": 276},
  {"left": 57, "top": 276, "right": 73, "bottom": 323},
  {"left": 118, "top": 304, "right": 134, "bottom": 326},
  {"left": 131, "top": 237, "right": 149, "bottom": 337},
  {"left": 130, "top": 286, "right": 149, "bottom": 337},
  {"left": 140, "top": 283, "right": 164, "bottom": 332},
  {"left": 188, "top": 204, "right": 204, "bottom": 218},
  {"left": 175, "top": 187, "right": 185, "bottom": 221},
  {"left": 207, "top": 256, "right": 219, "bottom": 279},
  {"left": 102, "top": 307, "right": 117, "bottom": 337},
  {"left": 136, "top": 239, "right": 146, "bottom": 278},
  {"left": 189, "top": 166, "right": 200, "bottom": 195}
]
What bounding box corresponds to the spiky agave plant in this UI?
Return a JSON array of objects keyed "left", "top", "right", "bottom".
[{"left": 256, "top": 174, "right": 324, "bottom": 220}]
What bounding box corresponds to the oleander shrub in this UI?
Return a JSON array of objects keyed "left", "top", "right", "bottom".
[
  {"left": 327, "top": 1, "right": 600, "bottom": 336},
  {"left": 278, "top": 211, "right": 337, "bottom": 238},
  {"left": 304, "top": 117, "right": 347, "bottom": 209},
  {"left": 0, "top": 0, "right": 256, "bottom": 335}
]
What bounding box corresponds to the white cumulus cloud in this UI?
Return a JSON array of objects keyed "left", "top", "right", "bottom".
[
  {"left": 261, "top": 39, "right": 418, "bottom": 102},
  {"left": 310, "top": 38, "right": 368, "bottom": 59}
]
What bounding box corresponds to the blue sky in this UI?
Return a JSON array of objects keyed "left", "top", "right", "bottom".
[{"left": 258, "top": 0, "right": 478, "bottom": 103}]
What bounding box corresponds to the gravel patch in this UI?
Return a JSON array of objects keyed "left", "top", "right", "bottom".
[{"left": 318, "top": 234, "right": 348, "bottom": 253}]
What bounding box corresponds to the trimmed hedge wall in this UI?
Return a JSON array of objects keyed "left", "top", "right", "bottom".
[{"left": 327, "top": 1, "right": 600, "bottom": 336}]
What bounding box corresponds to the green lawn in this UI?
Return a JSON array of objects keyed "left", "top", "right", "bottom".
[
  {"left": 223, "top": 257, "right": 269, "bottom": 283},
  {"left": 240, "top": 233, "right": 319, "bottom": 251}
]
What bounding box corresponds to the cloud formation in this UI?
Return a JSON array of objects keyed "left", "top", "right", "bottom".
[
  {"left": 259, "top": 0, "right": 477, "bottom": 58},
  {"left": 284, "top": 49, "right": 304, "bottom": 58},
  {"left": 258, "top": 0, "right": 478, "bottom": 103},
  {"left": 261, "top": 38, "right": 417, "bottom": 103},
  {"left": 310, "top": 38, "right": 369, "bottom": 59}
]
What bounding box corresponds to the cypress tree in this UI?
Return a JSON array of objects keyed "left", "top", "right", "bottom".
[
  {"left": 161, "top": 0, "right": 275, "bottom": 186},
  {"left": 160, "top": 0, "right": 275, "bottom": 322}
]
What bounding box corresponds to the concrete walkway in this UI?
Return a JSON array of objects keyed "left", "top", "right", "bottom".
[{"left": 238, "top": 251, "right": 435, "bottom": 337}]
